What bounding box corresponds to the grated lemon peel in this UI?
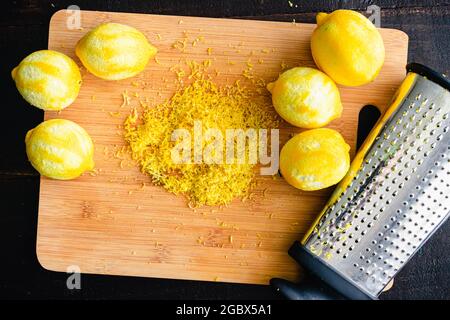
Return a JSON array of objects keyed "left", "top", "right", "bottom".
[{"left": 124, "top": 64, "right": 279, "bottom": 207}]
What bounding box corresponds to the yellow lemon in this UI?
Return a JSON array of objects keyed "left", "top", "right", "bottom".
[
  {"left": 267, "top": 67, "right": 342, "bottom": 128},
  {"left": 25, "top": 119, "right": 95, "bottom": 180},
  {"left": 311, "top": 10, "right": 385, "bottom": 86},
  {"left": 280, "top": 128, "right": 350, "bottom": 191},
  {"left": 76, "top": 23, "right": 157, "bottom": 80},
  {"left": 11, "top": 50, "right": 81, "bottom": 111}
]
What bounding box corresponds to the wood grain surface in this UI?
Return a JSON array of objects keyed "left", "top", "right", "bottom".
[{"left": 35, "top": 9, "right": 408, "bottom": 284}]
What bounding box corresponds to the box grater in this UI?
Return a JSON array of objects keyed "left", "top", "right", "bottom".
[{"left": 271, "top": 63, "right": 450, "bottom": 300}]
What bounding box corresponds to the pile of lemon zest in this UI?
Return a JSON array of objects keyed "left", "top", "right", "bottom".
[{"left": 123, "top": 63, "right": 279, "bottom": 207}]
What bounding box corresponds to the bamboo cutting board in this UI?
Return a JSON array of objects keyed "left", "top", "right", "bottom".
[{"left": 36, "top": 10, "right": 408, "bottom": 284}]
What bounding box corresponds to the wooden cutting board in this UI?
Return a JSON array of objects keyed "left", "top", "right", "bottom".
[{"left": 36, "top": 10, "right": 408, "bottom": 284}]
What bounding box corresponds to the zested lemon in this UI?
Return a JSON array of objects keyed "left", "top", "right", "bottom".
[
  {"left": 267, "top": 67, "right": 342, "bottom": 128},
  {"left": 311, "top": 10, "right": 385, "bottom": 86},
  {"left": 25, "top": 119, "right": 95, "bottom": 180},
  {"left": 76, "top": 23, "right": 157, "bottom": 80},
  {"left": 280, "top": 128, "right": 350, "bottom": 191},
  {"left": 11, "top": 50, "right": 81, "bottom": 111}
]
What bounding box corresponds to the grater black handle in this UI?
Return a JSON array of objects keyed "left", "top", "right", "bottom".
[
  {"left": 270, "top": 276, "right": 345, "bottom": 300},
  {"left": 271, "top": 241, "right": 376, "bottom": 299}
]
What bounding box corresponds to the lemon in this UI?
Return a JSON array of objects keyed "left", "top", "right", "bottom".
[
  {"left": 311, "top": 10, "right": 385, "bottom": 86},
  {"left": 25, "top": 119, "right": 95, "bottom": 180},
  {"left": 267, "top": 67, "right": 342, "bottom": 128},
  {"left": 280, "top": 128, "right": 350, "bottom": 191},
  {"left": 11, "top": 50, "right": 81, "bottom": 111},
  {"left": 76, "top": 23, "right": 157, "bottom": 80}
]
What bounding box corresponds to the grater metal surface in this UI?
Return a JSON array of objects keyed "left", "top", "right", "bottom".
[{"left": 298, "top": 64, "right": 450, "bottom": 299}]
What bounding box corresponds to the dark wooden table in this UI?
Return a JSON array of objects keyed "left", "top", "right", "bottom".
[{"left": 1, "top": 0, "right": 449, "bottom": 300}]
